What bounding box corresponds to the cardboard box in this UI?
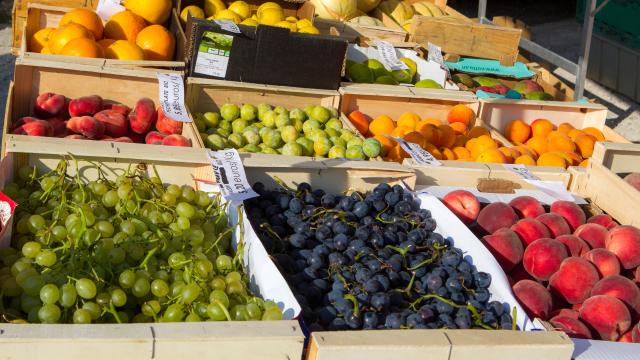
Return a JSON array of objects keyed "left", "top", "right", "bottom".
[{"left": 185, "top": 17, "right": 348, "bottom": 90}]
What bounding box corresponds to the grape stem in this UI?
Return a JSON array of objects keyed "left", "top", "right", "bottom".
[
  {"left": 343, "top": 294, "right": 359, "bottom": 317},
  {"left": 213, "top": 300, "right": 232, "bottom": 321}
]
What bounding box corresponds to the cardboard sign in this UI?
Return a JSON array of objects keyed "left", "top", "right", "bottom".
[
  {"left": 386, "top": 135, "right": 442, "bottom": 166},
  {"left": 208, "top": 149, "right": 258, "bottom": 201},
  {"left": 373, "top": 41, "right": 409, "bottom": 71},
  {"left": 96, "top": 0, "right": 125, "bottom": 21},
  {"left": 156, "top": 73, "right": 191, "bottom": 123}
]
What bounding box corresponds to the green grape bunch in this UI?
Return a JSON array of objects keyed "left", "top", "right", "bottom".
[{"left": 0, "top": 159, "right": 283, "bottom": 324}]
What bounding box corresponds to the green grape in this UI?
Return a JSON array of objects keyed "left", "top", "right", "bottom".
[
  {"left": 96, "top": 292, "right": 111, "bottom": 307},
  {"left": 18, "top": 165, "right": 36, "bottom": 181},
  {"left": 51, "top": 225, "right": 67, "bottom": 240},
  {"left": 108, "top": 248, "right": 126, "bottom": 265},
  {"left": 16, "top": 217, "right": 30, "bottom": 234},
  {"left": 82, "top": 301, "right": 101, "bottom": 320},
  {"left": 262, "top": 307, "right": 283, "bottom": 320},
  {"left": 76, "top": 278, "right": 97, "bottom": 299},
  {"left": 132, "top": 314, "right": 152, "bottom": 323},
  {"left": 170, "top": 281, "right": 185, "bottom": 298},
  {"left": 125, "top": 200, "right": 136, "bottom": 213},
  {"left": 185, "top": 312, "right": 202, "bottom": 322},
  {"left": 83, "top": 229, "right": 101, "bottom": 244},
  {"left": 127, "top": 244, "right": 144, "bottom": 261},
  {"left": 110, "top": 288, "right": 127, "bottom": 307},
  {"left": 65, "top": 214, "right": 80, "bottom": 229},
  {"left": 176, "top": 202, "right": 196, "bottom": 219},
  {"left": 207, "top": 302, "right": 227, "bottom": 321},
  {"left": 141, "top": 300, "right": 161, "bottom": 317},
  {"left": 225, "top": 272, "right": 242, "bottom": 284},
  {"left": 39, "top": 284, "right": 60, "bottom": 304},
  {"left": 27, "top": 307, "right": 40, "bottom": 323},
  {"left": 79, "top": 205, "right": 95, "bottom": 226},
  {"left": 194, "top": 259, "right": 213, "bottom": 277},
  {"left": 117, "top": 184, "right": 132, "bottom": 200},
  {"left": 168, "top": 252, "right": 187, "bottom": 270},
  {"left": 209, "top": 290, "right": 229, "bottom": 308},
  {"left": 73, "top": 309, "right": 92, "bottom": 324},
  {"left": 161, "top": 212, "right": 174, "bottom": 224},
  {"left": 93, "top": 206, "right": 110, "bottom": 220},
  {"left": 246, "top": 302, "right": 262, "bottom": 320},
  {"left": 113, "top": 232, "right": 128, "bottom": 244},
  {"left": 226, "top": 281, "right": 245, "bottom": 296},
  {"left": 102, "top": 190, "right": 119, "bottom": 208},
  {"left": 15, "top": 268, "right": 37, "bottom": 286},
  {"left": 150, "top": 279, "right": 169, "bottom": 297},
  {"left": 231, "top": 304, "right": 249, "bottom": 321},
  {"left": 132, "top": 277, "right": 150, "bottom": 298},
  {"left": 194, "top": 302, "right": 209, "bottom": 318},
  {"left": 72, "top": 188, "right": 85, "bottom": 203},
  {"left": 21, "top": 274, "right": 45, "bottom": 296},
  {"left": 180, "top": 283, "right": 201, "bottom": 304},
  {"left": 11, "top": 258, "right": 33, "bottom": 276},
  {"left": 95, "top": 221, "right": 115, "bottom": 238},
  {"left": 195, "top": 191, "right": 211, "bottom": 208},
  {"left": 166, "top": 184, "right": 181, "bottom": 197},
  {"left": 119, "top": 220, "right": 136, "bottom": 236},
  {"left": 176, "top": 216, "right": 190, "bottom": 230},
  {"left": 92, "top": 182, "right": 108, "bottom": 196},
  {"left": 215, "top": 255, "right": 233, "bottom": 273},
  {"left": 154, "top": 270, "right": 170, "bottom": 282},
  {"left": 22, "top": 241, "right": 42, "bottom": 259},
  {"left": 131, "top": 219, "right": 148, "bottom": 235},
  {"left": 180, "top": 186, "right": 196, "bottom": 203},
  {"left": 27, "top": 215, "right": 46, "bottom": 233},
  {"left": 38, "top": 303, "right": 61, "bottom": 323},
  {"left": 208, "top": 277, "right": 226, "bottom": 292},
  {"left": 59, "top": 283, "right": 77, "bottom": 308},
  {"left": 40, "top": 176, "right": 56, "bottom": 192},
  {"left": 163, "top": 304, "right": 184, "bottom": 322}
]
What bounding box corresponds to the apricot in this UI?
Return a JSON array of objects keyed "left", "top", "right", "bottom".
[
  {"left": 452, "top": 147, "right": 471, "bottom": 160},
  {"left": 497, "top": 147, "right": 520, "bottom": 163},
  {"left": 467, "top": 126, "right": 490, "bottom": 139},
  {"left": 514, "top": 155, "right": 536, "bottom": 165},
  {"left": 447, "top": 104, "right": 476, "bottom": 126},
  {"left": 531, "top": 118, "right": 554, "bottom": 137},
  {"left": 415, "top": 122, "right": 439, "bottom": 145},
  {"left": 453, "top": 135, "right": 467, "bottom": 148},
  {"left": 469, "top": 135, "right": 497, "bottom": 159},
  {"left": 476, "top": 149, "right": 507, "bottom": 164},
  {"left": 450, "top": 122, "right": 467, "bottom": 135},
  {"left": 525, "top": 136, "right": 548, "bottom": 156},
  {"left": 369, "top": 115, "right": 395, "bottom": 136},
  {"left": 557, "top": 122, "right": 575, "bottom": 134},
  {"left": 574, "top": 134, "right": 596, "bottom": 158},
  {"left": 397, "top": 112, "right": 420, "bottom": 130},
  {"left": 440, "top": 147, "right": 456, "bottom": 160},
  {"left": 437, "top": 124, "right": 456, "bottom": 148},
  {"left": 537, "top": 153, "right": 568, "bottom": 168},
  {"left": 582, "top": 127, "right": 605, "bottom": 141},
  {"left": 505, "top": 119, "right": 531, "bottom": 144},
  {"left": 547, "top": 132, "right": 576, "bottom": 153}
]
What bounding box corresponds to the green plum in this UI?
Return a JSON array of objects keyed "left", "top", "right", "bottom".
[
  {"left": 258, "top": 127, "right": 270, "bottom": 137},
  {"left": 275, "top": 113, "right": 291, "bottom": 128},
  {"left": 261, "top": 147, "right": 278, "bottom": 154},
  {"left": 262, "top": 129, "right": 283, "bottom": 148},
  {"left": 303, "top": 105, "right": 315, "bottom": 118},
  {"left": 296, "top": 137, "right": 314, "bottom": 156},
  {"left": 205, "top": 134, "right": 228, "bottom": 150},
  {"left": 308, "top": 129, "right": 328, "bottom": 142},
  {"left": 274, "top": 106, "right": 288, "bottom": 116},
  {"left": 328, "top": 145, "right": 346, "bottom": 158},
  {"left": 302, "top": 119, "right": 321, "bottom": 134},
  {"left": 227, "top": 133, "right": 245, "bottom": 149},
  {"left": 325, "top": 118, "right": 343, "bottom": 130},
  {"left": 202, "top": 112, "right": 221, "bottom": 128},
  {"left": 330, "top": 136, "right": 346, "bottom": 148},
  {"left": 362, "top": 138, "right": 382, "bottom": 158},
  {"left": 281, "top": 142, "right": 303, "bottom": 156},
  {"left": 280, "top": 125, "right": 299, "bottom": 143},
  {"left": 240, "top": 104, "right": 257, "bottom": 121},
  {"left": 262, "top": 110, "right": 277, "bottom": 128},
  {"left": 219, "top": 119, "right": 232, "bottom": 131},
  {"left": 231, "top": 119, "right": 248, "bottom": 134},
  {"left": 325, "top": 128, "right": 340, "bottom": 137},
  {"left": 216, "top": 128, "right": 231, "bottom": 138},
  {"left": 311, "top": 106, "right": 331, "bottom": 123},
  {"left": 347, "top": 137, "right": 363, "bottom": 148},
  {"left": 340, "top": 129, "right": 355, "bottom": 142},
  {"left": 289, "top": 108, "right": 307, "bottom": 123},
  {"left": 346, "top": 145, "right": 365, "bottom": 160},
  {"left": 242, "top": 128, "right": 261, "bottom": 146},
  {"left": 220, "top": 103, "right": 240, "bottom": 121},
  {"left": 257, "top": 103, "right": 272, "bottom": 121},
  {"left": 194, "top": 114, "right": 206, "bottom": 132},
  {"left": 291, "top": 117, "right": 304, "bottom": 132},
  {"left": 243, "top": 144, "right": 260, "bottom": 153},
  {"left": 314, "top": 137, "right": 332, "bottom": 156},
  {"left": 329, "top": 107, "right": 339, "bottom": 119}
]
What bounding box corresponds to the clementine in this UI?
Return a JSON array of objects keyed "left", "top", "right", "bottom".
[{"left": 135, "top": 24, "right": 175, "bottom": 61}]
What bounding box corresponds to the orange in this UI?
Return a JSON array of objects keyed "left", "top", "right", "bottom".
[
  {"left": 568, "top": 129, "right": 586, "bottom": 141},
  {"left": 453, "top": 135, "right": 467, "bottom": 148},
  {"left": 60, "top": 8, "right": 104, "bottom": 40},
  {"left": 440, "top": 147, "right": 457, "bottom": 160},
  {"left": 476, "top": 149, "right": 507, "bottom": 164},
  {"left": 537, "top": 153, "right": 567, "bottom": 168},
  {"left": 124, "top": 0, "right": 172, "bottom": 24},
  {"left": 582, "top": 127, "right": 605, "bottom": 141},
  {"left": 579, "top": 159, "right": 589, "bottom": 167},
  {"left": 470, "top": 134, "right": 497, "bottom": 159},
  {"left": 574, "top": 133, "right": 596, "bottom": 158},
  {"left": 59, "top": 37, "right": 104, "bottom": 58},
  {"left": 547, "top": 132, "right": 576, "bottom": 153},
  {"left": 467, "top": 126, "right": 490, "bottom": 139},
  {"left": 403, "top": 131, "right": 426, "bottom": 148},
  {"left": 48, "top": 23, "right": 94, "bottom": 54},
  {"left": 447, "top": 104, "right": 476, "bottom": 126},
  {"left": 98, "top": 38, "right": 116, "bottom": 52},
  {"left": 41, "top": 46, "right": 52, "bottom": 54},
  {"left": 525, "top": 136, "right": 548, "bottom": 156},
  {"left": 558, "top": 122, "right": 575, "bottom": 134},
  {"left": 505, "top": 119, "right": 531, "bottom": 144},
  {"left": 135, "top": 24, "right": 176, "bottom": 61},
  {"left": 421, "top": 117, "right": 442, "bottom": 126},
  {"left": 104, "top": 10, "right": 147, "bottom": 42},
  {"left": 498, "top": 147, "right": 521, "bottom": 163},
  {"left": 397, "top": 112, "right": 420, "bottom": 130},
  {"left": 29, "top": 27, "right": 55, "bottom": 53},
  {"left": 515, "top": 155, "right": 536, "bottom": 166},
  {"left": 450, "top": 122, "right": 467, "bottom": 135},
  {"left": 104, "top": 40, "right": 145, "bottom": 60},
  {"left": 530, "top": 118, "right": 554, "bottom": 137},
  {"left": 369, "top": 115, "right": 395, "bottom": 136},
  {"left": 452, "top": 147, "right": 471, "bottom": 160},
  {"left": 373, "top": 134, "right": 394, "bottom": 155},
  {"left": 391, "top": 126, "right": 413, "bottom": 138},
  {"left": 347, "top": 111, "right": 371, "bottom": 136},
  {"left": 415, "top": 122, "right": 439, "bottom": 144},
  {"left": 437, "top": 124, "right": 455, "bottom": 148}
]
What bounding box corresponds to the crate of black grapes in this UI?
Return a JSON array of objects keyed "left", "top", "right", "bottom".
[
  {"left": 0, "top": 136, "right": 304, "bottom": 359},
  {"left": 242, "top": 171, "right": 575, "bottom": 359}
]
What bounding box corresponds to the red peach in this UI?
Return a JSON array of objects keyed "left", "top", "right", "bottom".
[
  {"left": 632, "top": 322, "right": 640, "bottom": 342},
  {"left": 509, "top": 264, "right": 534, "bottom": 285},
  {"left": 583, "top": 248, "right": 621, "bottom": 277},
  {"left": 624, "top": 173, "right": 640, "bottom": 192},
  {"left": 103, "top": 101, "right": 131, "bottom": 116},
  {"left": 64, "top": 134, "right": 86, "bottom": 140},
  {"left": 523, "top": 238, "right": 568, "bottom": 281},
  {"left": 156, "top": 107, "right": 184, "bottom": 135},
  {"left": 574, "top": 223, "right": 609, "bottom": 249},
  {"left": 48, "top": 118, "right": 69, "bottom": 137},
  {"left": 509, "top": 196, "right": 545, "bottom": 219},
  {"left": 477, "top": 202, "right": 519, "bottom": 235},
  {"left": 537, "top": 213, "right": 571, "bottom": 238},
  {"left": 100, "top": 136, "right": 113, "bottom": 141},
  {"left": 111, "top": 136, "right": 133, "bottom": 143},
  {"left": 145, "top": 131, "right": 167, "bottom": 145},
  {"left": 125, "top": 131, "right": 145, "bottom": 143},
  {"left": 512, "top": 279, "right": 553, "bottom": 320},
  {"left": 94, "top": 109, "right": 128, "bottom": 137},
  {"left": 619, "top": 331, "right": 634, "bottom": 342},
  {"left": 550, "top": 315, "right": 592, "bottom": 339},
  {"left": 442, "top": 190, "right": 480, "bottom": 224},
  {"left": 161, "top": 134, "right": 192, "bottom": 147},
  {"left": 128, "top": 98, "right": 156, "bottom": 134},
  {"left": 579, "top": 295, "right": 631, "bottom": 341},
  {"left": 481, "top": 228, "right": 523, "bottom": 272},
  {"left": 606, "top": 226, "right": 640, "bottom": 269},
  {"left": 12, "top": 119, "right": 53, "bottom": 137},
  {"left": 68, "top": 95, "right": 103, "bottom": 117},
  {"left": 636, "top": 267, "right": 640, "bottom": 284},
  {"left": 588, "top": 214, "right": 618, "bottom": 230},
  {"left": 556, "top": 235, "right": 590, "bottom": 257},
  {"left": 591, "top": 275, "right": 640, "bottom": 311},
  {"left": 550, "top": 200, "right": 586, "bottom": 232},
  {"left": 34, "top": 92, "right": 66, "bottom": 119},
  {"left": 550, "top": 257, "right": 600, "bottom": 304},
  {"left": 66, "top": 116, "right": 105, "bottom": 139},
  {"left": 511, "top": 218, "right": 551, "bottom": 246},
  {"left": 550, "top": 308, "right": 580, "bottom": 319},
  {"left": 572, "top": 303, "right": 583, "bottom": 312},
  {"left": 12, "top": 116, "right": 40, "bottom": 129}
]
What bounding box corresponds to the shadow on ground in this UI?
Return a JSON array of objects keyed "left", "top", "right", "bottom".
[{"left": 0, "top": 53, "right": 15, "bottom": 131}]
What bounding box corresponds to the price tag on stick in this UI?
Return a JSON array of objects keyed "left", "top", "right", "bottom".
[
  {"left": 503, "top": 164, "right": 575, "bottom": 201},
  {"left": 156, "top": 72, "right": 191, "bottom": 123},
  {"left": 208, "top": 149, "right": 259, "bottom": 201},
  {"left": 385, "top": 135, "right": 442, "bottom": 166},
  {"left": 373, "top": 41, "right": 409, "bottom": 71},
  {"left": 96, "top": 0, "right": 125, "bottom": 21}
]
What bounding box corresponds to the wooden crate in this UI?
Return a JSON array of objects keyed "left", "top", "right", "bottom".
[
  {"left": 580, "top": 142, "right": 640, "bottom": 227},
  {"left": 18, "top": 3, "right": 185, "bottom": 70},
  {"left": 306, "top": 330, "right": 573, "bottom": 360},
  {"left": 3, "top": 57, "right": 201, "bottom": 156},
  {"left": 314, "top": 18, "right": 409, "bottom": 44},
  {"left": 0, "top": 136, "right": 304, "bottom": 359}
]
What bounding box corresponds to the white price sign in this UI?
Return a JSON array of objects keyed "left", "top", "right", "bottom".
[
  {"left": 374, "top": 41, "right": 409, "bottom": 71},
  {"left": 385, "top": 135, "right": 442, "bottom": 166},
  {"left": 208, "top": 149, "right": 258, "bottom": 201},
  {"left": 214, "top": 20, "right": 241, "bottom": 34},
  {"left": 504, "top": 164, "right": 575, "bottom": 201},
  {"left": 427, "top": 42, "right": 450, "bottom": 78},
  {"left": 96, "top": 0, "right": 125, "bottom": 21},
  {"left": 157, "top": 73, "right": 191, "bottom": 123},
  {"left": 503, "top": 164, "right": 539, "bottom": 180}
]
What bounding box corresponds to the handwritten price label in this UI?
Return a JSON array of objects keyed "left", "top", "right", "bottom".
[
  {"left": 385, "top": 135, "right": 442, "bottom": 166},
  {"left": 157, "top": 73, "right": 191, "bottom": 123},
  {"left": 208, "top": 149, "right": 258, "bottom": 201},
  {"left": 374, "top": 41, "right": 409, "bottom": 71}
]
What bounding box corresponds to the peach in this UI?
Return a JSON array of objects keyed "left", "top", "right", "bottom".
[
  {"left": 477, "top": 202, "right": 519, "bottom": 235},
  {"left": 574, "top": 223, "right": 609, "bottom": 249},
  {"left": 68, "top": 95, "right": 103, "bottom": 117},
  {"left": 579, "top": 295, "right": 631, "bottom": 341},
  {"left": 33, "top": 92, "right": 66, "bottom": 119},
  {"left": 482, "top": 228, "right": 524, "bottom": 272},
  {"left": 442, "top": 190, "right": 480, "bottom": 225},
  {"left": 549, "top": 257, "right": 600, "bottom": 304},
  {"left": 550, "top": 308, "right": 580, "bottom": 319},
  {"left": 12, "top": 119, "right": 54, "bottom": 137},
  {"left": 94, "top": 110, "right": 128, "bottom": 137},
  {"left": 619, "top": 331, "right": 634, "bottom": 342},
  {"left": 550, "top": 201, "right": 586, "bottom": 231},
  {"left": 109, "top": 136, "right": 134, "bottom": 143},
  {"left": 583, "top": 248, "right": 621, "bottom": 277},
  {"left": 624, "top": 173, "right": 640, "bottom": 192},
  {"left": 632, "top": 322, "right": 640, "bottom": 342},
  {"left": 126, "top": 131, "right": 145, "bottom": 143},
  {"left": 128, "top": 98, "right": 157, "bottom": 134},
  {"left": 557, "top": 235, "right": 590, "bottom": 257},
  {"left": 145, "top": 131, "right": 167, "bottom": 145},
  {"left": 509, "top": 264, "right": 534, "bottom": 284},
  {"left": 103, "top": 101, "right": 130, "bottom": 116},
  {"left": 509, "top": 196, "right": 545, "bottom": 219},
  {"left": 606, "top": 226, "right": 640, "bottom": 269},
  {"left": 161, "top": 134, "right": 192, "bottom": 147},
  {"left": 512, "top": 279, "right": 553, "bottom": 320},
  {"left": 156, "top": 108, "right": 183, "bottom": 135},
  {"left": 523, "top": 238, "right": 568, "bottom": 281},
  {"left": 588, "top": 214, "right": 618, "bottom": 230},
  {"left": 591, "top": 275, "right": 640, "bottom": 310},
  {"left": 447, "top": 104, "right": 476, "bottom": 126},
  {"left": 511, "top": 218, "right": 550, "bottom": 246},
  {"left": 531, "top": 118, "right": 555, "bottom": 138},
  {"left": 537, "top": 213, "right": 571, "bottom": 237},
  {"left": 66, "top": 116, "right": 105, "bottom": 139},
  {"left": 549, "top": 315, "right": 592, "bottom": 339},
  {"left": 48, "top": 118, "right": 69, "bottom": 137},
  {"left": 64, "top": 134, "right": 86, "bottom": 140}
]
